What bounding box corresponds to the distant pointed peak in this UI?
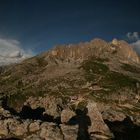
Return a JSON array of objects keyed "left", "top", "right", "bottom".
[{"left": 112, "top": 38, "right": 119, "bottom": 46}]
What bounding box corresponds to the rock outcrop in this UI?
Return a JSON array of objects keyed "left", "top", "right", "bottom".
[
  {"left": 87, "top": 102, "right": 114, "bottom": 140},
  {"left": 111, "top": 39, "right": 139, "bottom": 63},
  {"left": 0, "top": 97, "right": 115, "bottom": 140},
  {"left": 41, "top": 38, "right": 139, "bottom": 64}
]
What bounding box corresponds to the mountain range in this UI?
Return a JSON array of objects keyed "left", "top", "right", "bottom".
[{"left": 0, "top": 38, "right": 140, "bottom": 140}]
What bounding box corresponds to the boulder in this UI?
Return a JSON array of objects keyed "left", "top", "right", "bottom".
[
  {"left": 61, "top": 108, "right": 75, "bottom": 124},
  {"left": 26, "top": 96, "right": 64, "bottom": 118},
  {"left": 102, "top": 109, "right": 126, "bottom": 122},
  {"left": 9, "top": 121, "right": 28, "bottom": 136},
  {"left": 29, "top": 121, "right": 40, "bottom": 133},
  {"left": 60, "top": 124, "right": 78, "bottom": 140},
  {"left": 0, "top": 120, "right": 8, "bottom": 136},
  {"left": 40, "top": 122, "right": 63, "bottom": 140},
  {"left": 87, "top": 102, "right": 114, "bottom": 140}
]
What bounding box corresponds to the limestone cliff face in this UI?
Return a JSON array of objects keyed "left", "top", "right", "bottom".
[
  {"left": 111, "top": 39, "right": 139, "bottom": 63},
  {"left": 41, "top": 38, "right": 139, "bottom": 64},
  {"left": 41, "top": 39, "right": 108, "bottom": 62}
]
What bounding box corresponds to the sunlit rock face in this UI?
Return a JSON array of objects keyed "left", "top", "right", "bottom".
[
  {"left": 42, "top": 38, "right": 139, "bottom": 65},
  {"left": 111, "top": 39, "right": 139, "bottom": 63}
]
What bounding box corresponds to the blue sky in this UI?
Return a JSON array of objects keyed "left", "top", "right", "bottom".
[{"left": 0, "top": 0, "right": 140, "bottom": 55}]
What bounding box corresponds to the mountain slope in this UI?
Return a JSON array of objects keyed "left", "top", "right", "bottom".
[
  {"left": 0, "top": 38, "right": 140, "bottom": 107},
  {"left": 0, "top": 38, "right": 140, "bottom": 139}
]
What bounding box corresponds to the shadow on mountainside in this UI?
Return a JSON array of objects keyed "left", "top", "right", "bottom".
[
  {"left": 1, "top": 97, "right": 61, "bottom": 124},
  {"left": 105, "top": 116, "right": 140, "bottom": 140},
  {"left": 0, "top": 138, "right": 21, "bottom": 140},
  {"left": 67, "top": 108, "right": 91, "bottom": 140}
]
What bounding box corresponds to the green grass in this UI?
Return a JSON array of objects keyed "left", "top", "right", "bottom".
[
  {"left": 100, "top": 71, "right": 137, "bottom": 91},
  {"left": 91, "top": 57, "right": 109, "bottom": 62},
  {"left": 82, "top": 58, "right": 109, "bottom": 83},
  {"left": 6, "top": 85, "right": 47, "bottom": 109},
  {"left": 82, "top": 60, "right": 109, "bottom": 74},
  {"left": 82, "top": 58, "right": 138, "bottom": 89},
  {"left": 7, "top": 92, "right": 27, "bottom": 110},
  {"left": 121, "top": 63, "right": 140, "bottom": 73},
  {"left": 35, "top": 57, "right": 48, "bottom": 67}
]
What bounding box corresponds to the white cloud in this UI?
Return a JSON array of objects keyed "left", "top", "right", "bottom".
[
  {"left": 125, "top": 32, "right": 140, "bottom": 55},
  {"left": 0, "top": 38, "right": 34, "bottom": 66},
  {"left": 131, "top": 40, "right": 140, "bottom": 55},
  {"left": 126, "top": 32, "right": 139, "bottom": 41}
]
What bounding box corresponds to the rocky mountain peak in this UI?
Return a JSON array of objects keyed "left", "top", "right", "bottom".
[
  {"left": 40, "top": 38, "right": 139, "bottom": 64},
  {"left": 112, "top": 38, "right": 119, "bottom": 46},
  {"left": 111, "top": 39, "right": 139, "bottom": 63}
]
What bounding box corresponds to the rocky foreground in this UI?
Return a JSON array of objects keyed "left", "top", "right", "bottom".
[
  {"left": 0, "top": 38, "right": 140, "bottom": 139},
  {"left": 0, "top": 97, "right": 114, "bottom": 140}
]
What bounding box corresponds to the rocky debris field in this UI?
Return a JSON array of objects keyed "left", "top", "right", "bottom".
[
  {"left": 0, "top": 95, "right": 140, "bottom": 140},
  {"left": 0, "top": 96, "right": 114, "bottom": 140}
]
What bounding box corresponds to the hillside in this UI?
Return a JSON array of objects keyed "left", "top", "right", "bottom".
[{"left": 0, "top": 38, "right": 140, "bottom": 140}]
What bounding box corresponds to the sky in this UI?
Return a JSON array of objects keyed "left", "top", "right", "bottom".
[{"left": 0, "top": 0, "right": 140, "bottom": 63}]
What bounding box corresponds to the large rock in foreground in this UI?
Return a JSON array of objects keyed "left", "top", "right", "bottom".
[{"left": 87, "top": 102, "right": 114, "bottom": 140}]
